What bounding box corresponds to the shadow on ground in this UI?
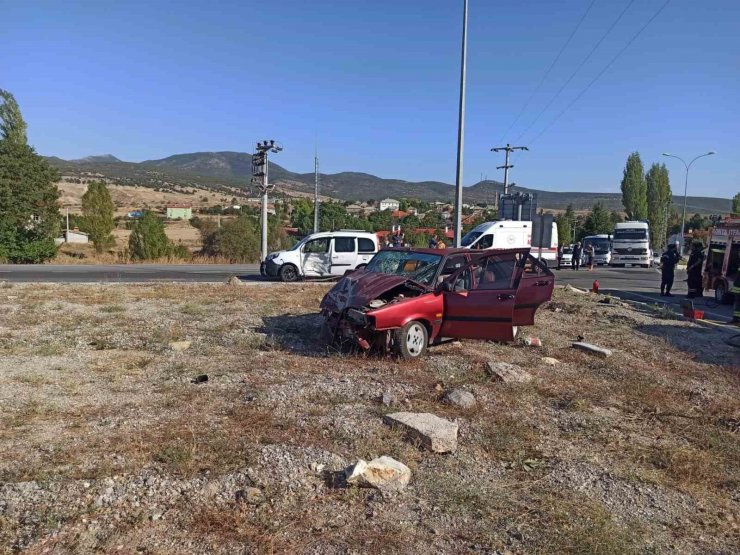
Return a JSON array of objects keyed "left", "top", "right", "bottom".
[
  {"left": 636, "top": 322, "right": 740, "bottom": 368},
  {"left": 258, "top": 313, "right": 329, "bottom": 356}
]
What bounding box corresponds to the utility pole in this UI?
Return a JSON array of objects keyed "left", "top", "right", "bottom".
[
  {"left": 491, "top": 144, "right": 528, "bottom": 195},
  {"left": 252, "top": 140, "right": 283, "bottom": 262},
  {"left": 453, "top": 0, "right": 468, "bottom": 247},
  {"left": 313, "top": 146, "right": 320, "bottom": 234}
]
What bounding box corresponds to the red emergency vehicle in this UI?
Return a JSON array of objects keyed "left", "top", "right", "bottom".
[{"left": 703, "top": 218, "right": 740, "bottom": 303}]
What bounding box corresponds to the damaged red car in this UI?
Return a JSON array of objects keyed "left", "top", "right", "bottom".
[{"left": 319, "top": 247, "right": 554, "bottom": 358}]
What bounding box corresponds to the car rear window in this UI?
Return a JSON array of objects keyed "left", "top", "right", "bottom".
[
  {"left": 334, "top": 237, "right": 355, "bottom": 253},
  {"left": 358, "top": 237, "right": 376, "bottom": 253}
]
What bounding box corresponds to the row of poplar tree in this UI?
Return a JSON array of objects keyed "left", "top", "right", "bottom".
[{"left": 620, "top": 152, "right": 672, "bottom": 249}]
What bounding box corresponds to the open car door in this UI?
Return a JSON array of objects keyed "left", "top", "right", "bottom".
[
  {"left": 513, "top": 253, "right": 554, "bottom": 326},
  {"left": 438, "top": 250, "right": 525, "bottom": 342}
]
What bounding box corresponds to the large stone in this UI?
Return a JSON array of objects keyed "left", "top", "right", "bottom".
[
  {"left": 564, "top": 284, "right": 589, "bottom": 294},
  {"left": 383, "top": 412, "right": 458, "bottom": 453},
  {"left": 541, "top": 357, "right": 560, "bottom": 367},
  {"left": 345, "top": 456, "right": 411, "bottom": 491},
  {"left": 485, "top": 361, "right": 532, "bottom": 384},
  {"left": 571, "top": 342, "right": 612, "bottom": 358},
  {"left": 169, "top": 340, "right": 192, "bottom": 352},
  {"left": 443, "top": 389, "right": 476, "bottom": 409}
]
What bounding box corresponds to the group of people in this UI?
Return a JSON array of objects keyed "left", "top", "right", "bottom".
[
  {"left": 384, "top": 233, "right": 447, "bottom": 249},
  {"left": 557, "top": 242, "right": 597, "bottom": 271},
  {"left": 658, "top": 241, "right": 705, "bottom": 298}
]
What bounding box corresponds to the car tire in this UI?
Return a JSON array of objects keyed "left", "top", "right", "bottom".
[
  {"left": 393, "top": 320, "right": 428, "bottom": 359},
  {"left": 278, "top": 264, "right": 299, "bottom": 283},
  {"left": 714, "top": 281, "right": 730, "bottom": 304}
]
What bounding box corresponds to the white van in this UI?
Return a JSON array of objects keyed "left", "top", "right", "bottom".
[
  {"left": 261, "top": 230, "right": 379, "bottom": 282},
  {"left": 461, "top": 220, "right": 559, "bottom": 266}
]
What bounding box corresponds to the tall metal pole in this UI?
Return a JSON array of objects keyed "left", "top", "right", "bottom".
[
  {"left": 662, "top": 151, "right": 715, "bottom": 252},
  {"left": 453, "top": 0, "right": 468, "bottom": 247},
  {"left": 314, "top": 147, "right": 320, "bottom": 233},
  {"left": 261, "top": 155, "right": 269, "bottom": 262}
]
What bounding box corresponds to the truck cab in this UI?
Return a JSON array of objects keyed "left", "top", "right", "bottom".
[
  {"left": 703, "top": 219, "right": 739, "bottom": 303},
  {"left": 610, "top": 222, "right": 651, "bottom": 268}
]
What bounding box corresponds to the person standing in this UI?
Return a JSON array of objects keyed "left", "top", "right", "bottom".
[
  {"left": 572, "top": 242, "right": 582, "bottom": 271},
  {"left": 557, "top": 244, "right": 563, "bottom": 270},
  {"left": 686, "top": 242, "right": 705, "bottom": 299},
  {"left": 428, "top": 234, "right": 438, "bottom": 249},
  {"left": 586, "top": 244, "right": 595, "bottom": 271},
  {"left": 659, "top": 243, "right": 681, "bottom": 297},
  {"left": 730, "top": 273, "right": 740, "bottom": 325}
]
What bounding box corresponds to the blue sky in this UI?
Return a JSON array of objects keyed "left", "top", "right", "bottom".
[{"left": 4, "top": 0, "right": 738, "bottom": 199}]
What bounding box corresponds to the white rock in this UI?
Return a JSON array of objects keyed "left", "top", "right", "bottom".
[
  {"left": 383, "top": 412, "right": 458, "bottom": 453},
  {"left": 345, "top": 456, "right": 411, "bottom": 491},
  {"left": 485, "top": 361, "right": 532, "bottom": 383},
  {"left": 565, "top": 284, "right": 589, "bottom": 294},
  {"left": 571, "top": 342, "right": 612, "bottom": 358},
  {"left": 381, "top": 391, "right": 396, "bottom": 407},
  {"left": 169, "top": 340, "right": 192, "bottom": 351},
  {"left": 443, "top": 389, "right": 476, "bottom": 409},
  {"left": 541, "top": 357, "right": 560, "bottom": 366}
]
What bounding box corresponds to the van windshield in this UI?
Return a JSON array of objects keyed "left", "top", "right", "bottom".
[
  {"left": 584, "top": 238, "right": 611, "bottom": 253},
  {"left": 365, "top": 250, "right": 443, "bottom": 286},
  {"left": 461, "top": 231, "right": 482, "bottom": 247},
  {"left": 614, "top": 229, "right": 648, "bottom": 241}
]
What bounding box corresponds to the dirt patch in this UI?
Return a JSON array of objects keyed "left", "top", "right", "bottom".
[{"left": 0, "top": 284, "right": 737, "bottom": 553}]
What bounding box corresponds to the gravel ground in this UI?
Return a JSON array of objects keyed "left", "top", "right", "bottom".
[{"left": 0, "top": 281, "right": 738, "bottom": 554}]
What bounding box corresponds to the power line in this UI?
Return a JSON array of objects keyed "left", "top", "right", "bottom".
[
  {"left": 497, "top": 0, "right": 597, "bottom": 144},
  {"left": 512, "top": 0, "right": 636, "bottom": 144},
  {"left": 527, "top": 0, "right": 672, "bottom": 147}
]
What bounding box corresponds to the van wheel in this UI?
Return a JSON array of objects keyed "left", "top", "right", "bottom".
[
  {"left": 714, "top": 281, "right": 730, "bottom": 304},
  {"left": 278, "top": 264, "right": 299, "bottom": 282},
  {"left": 393, "top": 320, "right": 428, "bottom": 359}
]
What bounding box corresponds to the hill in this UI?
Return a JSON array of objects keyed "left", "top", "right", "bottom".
[{"left": 45, "top": 151, "right": 733, "bottom": 213}]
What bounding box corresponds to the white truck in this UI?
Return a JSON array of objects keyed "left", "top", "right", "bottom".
[
  {"left": 610, "top": 221, "right": 651, "bottom": 268},
  {"left": 582, "top": 234, "right": 612, "bottom": 266},
  {"left": 261, "top": 230, "right": 380, "bottom": 282},
  {"left": 461, "top": 220, "right": 559, "bottom": 267}
]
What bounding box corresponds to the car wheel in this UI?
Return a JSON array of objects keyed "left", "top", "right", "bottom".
[
  {"left": 714, "top": 281, "right": 729, "bottom": 304},
  {"left": 278, "top": 264, "right": 299, "bottom": 283},
  {"left": 393, "top": 320, "right": 428, "bottom": 359}
]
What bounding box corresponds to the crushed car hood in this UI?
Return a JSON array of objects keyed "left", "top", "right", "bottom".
[{"left": 320, "top": 272, "right": 428, "bottom": 313}]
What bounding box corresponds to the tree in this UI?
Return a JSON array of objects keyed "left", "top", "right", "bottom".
[
  {"left": 81, "top": 181, "right": 115, "bottom": 252},
  {"left": 582, "top": 203, "right": 612, "bottom": 237},
  {"left": 0, "top": 90, "right": 28, "bottom": 145},
  {"left": 128, "top": 212, "right": 173, "bottom": 260},
  {"left": 620, "top": 152, "right": 647, "bottom": 220},
  {"left": 421, "top": 210, "right": 444, "bottom": 228},
  {"left": 646, "top": 163, "right": 672, "bottom": 249},
  {"left": 555, "top": 204, "right": 574, "bottom": 245},
  {"left": 732, "top": 192, "right": 740, "bottom": 216},
  {"left": 215, "top": 215, "right": 260, "bottom": 262},
  {"left": 0, "top": 91, "right": 60, "bottom": 263},
  {"left": 401, "top": 214, "right": 421, "bottom": 229}
]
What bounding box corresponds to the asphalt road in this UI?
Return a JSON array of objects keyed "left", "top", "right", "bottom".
[{"left": 0, "top": 262, "right": 734, "bottom": 322}]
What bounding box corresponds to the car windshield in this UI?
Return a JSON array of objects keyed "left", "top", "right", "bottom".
[
  {"left": 614, "top": 229, "right": 647, "bottom": 241},
  {"left": 563, "top": 247, "right": 573, "bottom": 254},
  {"left": 365, "top": 250, "right": 443, "bottom": 286},
  {"left": 461, "top": 231, "right": 482, "bottom": 247}
]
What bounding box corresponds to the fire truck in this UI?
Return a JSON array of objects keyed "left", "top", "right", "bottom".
[{"left": 703, "top": 218, "right": 740, "bottom": 304}]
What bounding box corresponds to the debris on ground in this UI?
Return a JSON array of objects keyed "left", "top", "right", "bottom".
[
  {"left": 522, "top": 336, "right": 543, "bottom": 347},
  {"left": 541, "top": 357, "right": 560, "bottom": 366},
  {"left": 571, "top": 341, "right": 613, "bottom": 358},
  {"left": 191, "top": 374, "right": 209, "bottom": 384},
  {"left": 485, "top": 361, "right": 533, "bottom": 383},
  {"left": 234, "top": 487, "right": 264, "bottom": 505},
  {"left": 443, "top": 388, "right": 476, "bottom": 408},
  {"left": 383, "top": 412, "right": 459, "bottom": 453},
  {"left": 564, "top": 284, "right": 589, "bottom": 294},
  {"left": 380, "top": 391, "right": 396, "bottom": 406},
  {"left": 226, "top": 275, "right": 245, "bottom": 286},
  {"left": 345, "top": 456, "right": 411, "bottom": 491}
]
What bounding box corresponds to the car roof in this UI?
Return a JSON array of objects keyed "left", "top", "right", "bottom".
[{"left": 305, "top": 230, "right": 377, "bottom": 239}]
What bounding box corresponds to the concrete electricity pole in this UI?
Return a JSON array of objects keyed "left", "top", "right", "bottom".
[
  {"left": 252, "top": 140, "right": 283, "bottom": 262},
  {"left": 491, "top": 143, "right": 528, "bottom": 195},
  {"left": 314, "top": 146, "right": 320, "bottom": 234},
  {"left": 453, "top": 0, "right": 468, "bottom": 247}
]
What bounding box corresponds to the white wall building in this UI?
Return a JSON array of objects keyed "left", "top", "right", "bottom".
[{"left": 379, "top": 198, "right": 400, "bottom": 211}]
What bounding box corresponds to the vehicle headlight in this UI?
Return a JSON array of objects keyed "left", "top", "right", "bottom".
[{"left": 267, "top": 253, "right": 279, "bottom": 261}]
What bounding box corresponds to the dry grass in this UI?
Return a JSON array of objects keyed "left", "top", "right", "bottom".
[{"left": 0, "top": 284, "right": 737, "bottom": 553}]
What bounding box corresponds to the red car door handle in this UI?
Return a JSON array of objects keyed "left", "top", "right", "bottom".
[
  {"left": 497, "top": 294, "right": 514, "bottom": 300},
  {"left": 534, "top": 281, "right": 550, "bottom": 286}
]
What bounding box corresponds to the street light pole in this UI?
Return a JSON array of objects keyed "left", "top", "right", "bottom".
[
  {"left": 453, "top": 0, "right": 468, "bottom": 247},
  {"left": 662, "top": 151, "right": 715, "bottom": 251}
]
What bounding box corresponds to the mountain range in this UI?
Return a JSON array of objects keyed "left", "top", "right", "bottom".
[{"left": 46, "top": 151, "right": 732, "bottom": 213}]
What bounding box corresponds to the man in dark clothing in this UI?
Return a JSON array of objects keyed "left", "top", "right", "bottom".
[
  {"left": 571, "top": 242, "right": 582, "bottom": 271},
  {"left": 731, "top": 273, "right": 740, "bottom": 325},
  {"left": 686, "top": 242, "right": 705, "bottom": 299},
  {"left": 557, "top": 244, "right": 563, "bottom": 270},
  {"left": 659, "top": 243, "right": 681, "bottom": 296},
  {"left": 428, "top": 234, "right": 438, "bottom": 249}
]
